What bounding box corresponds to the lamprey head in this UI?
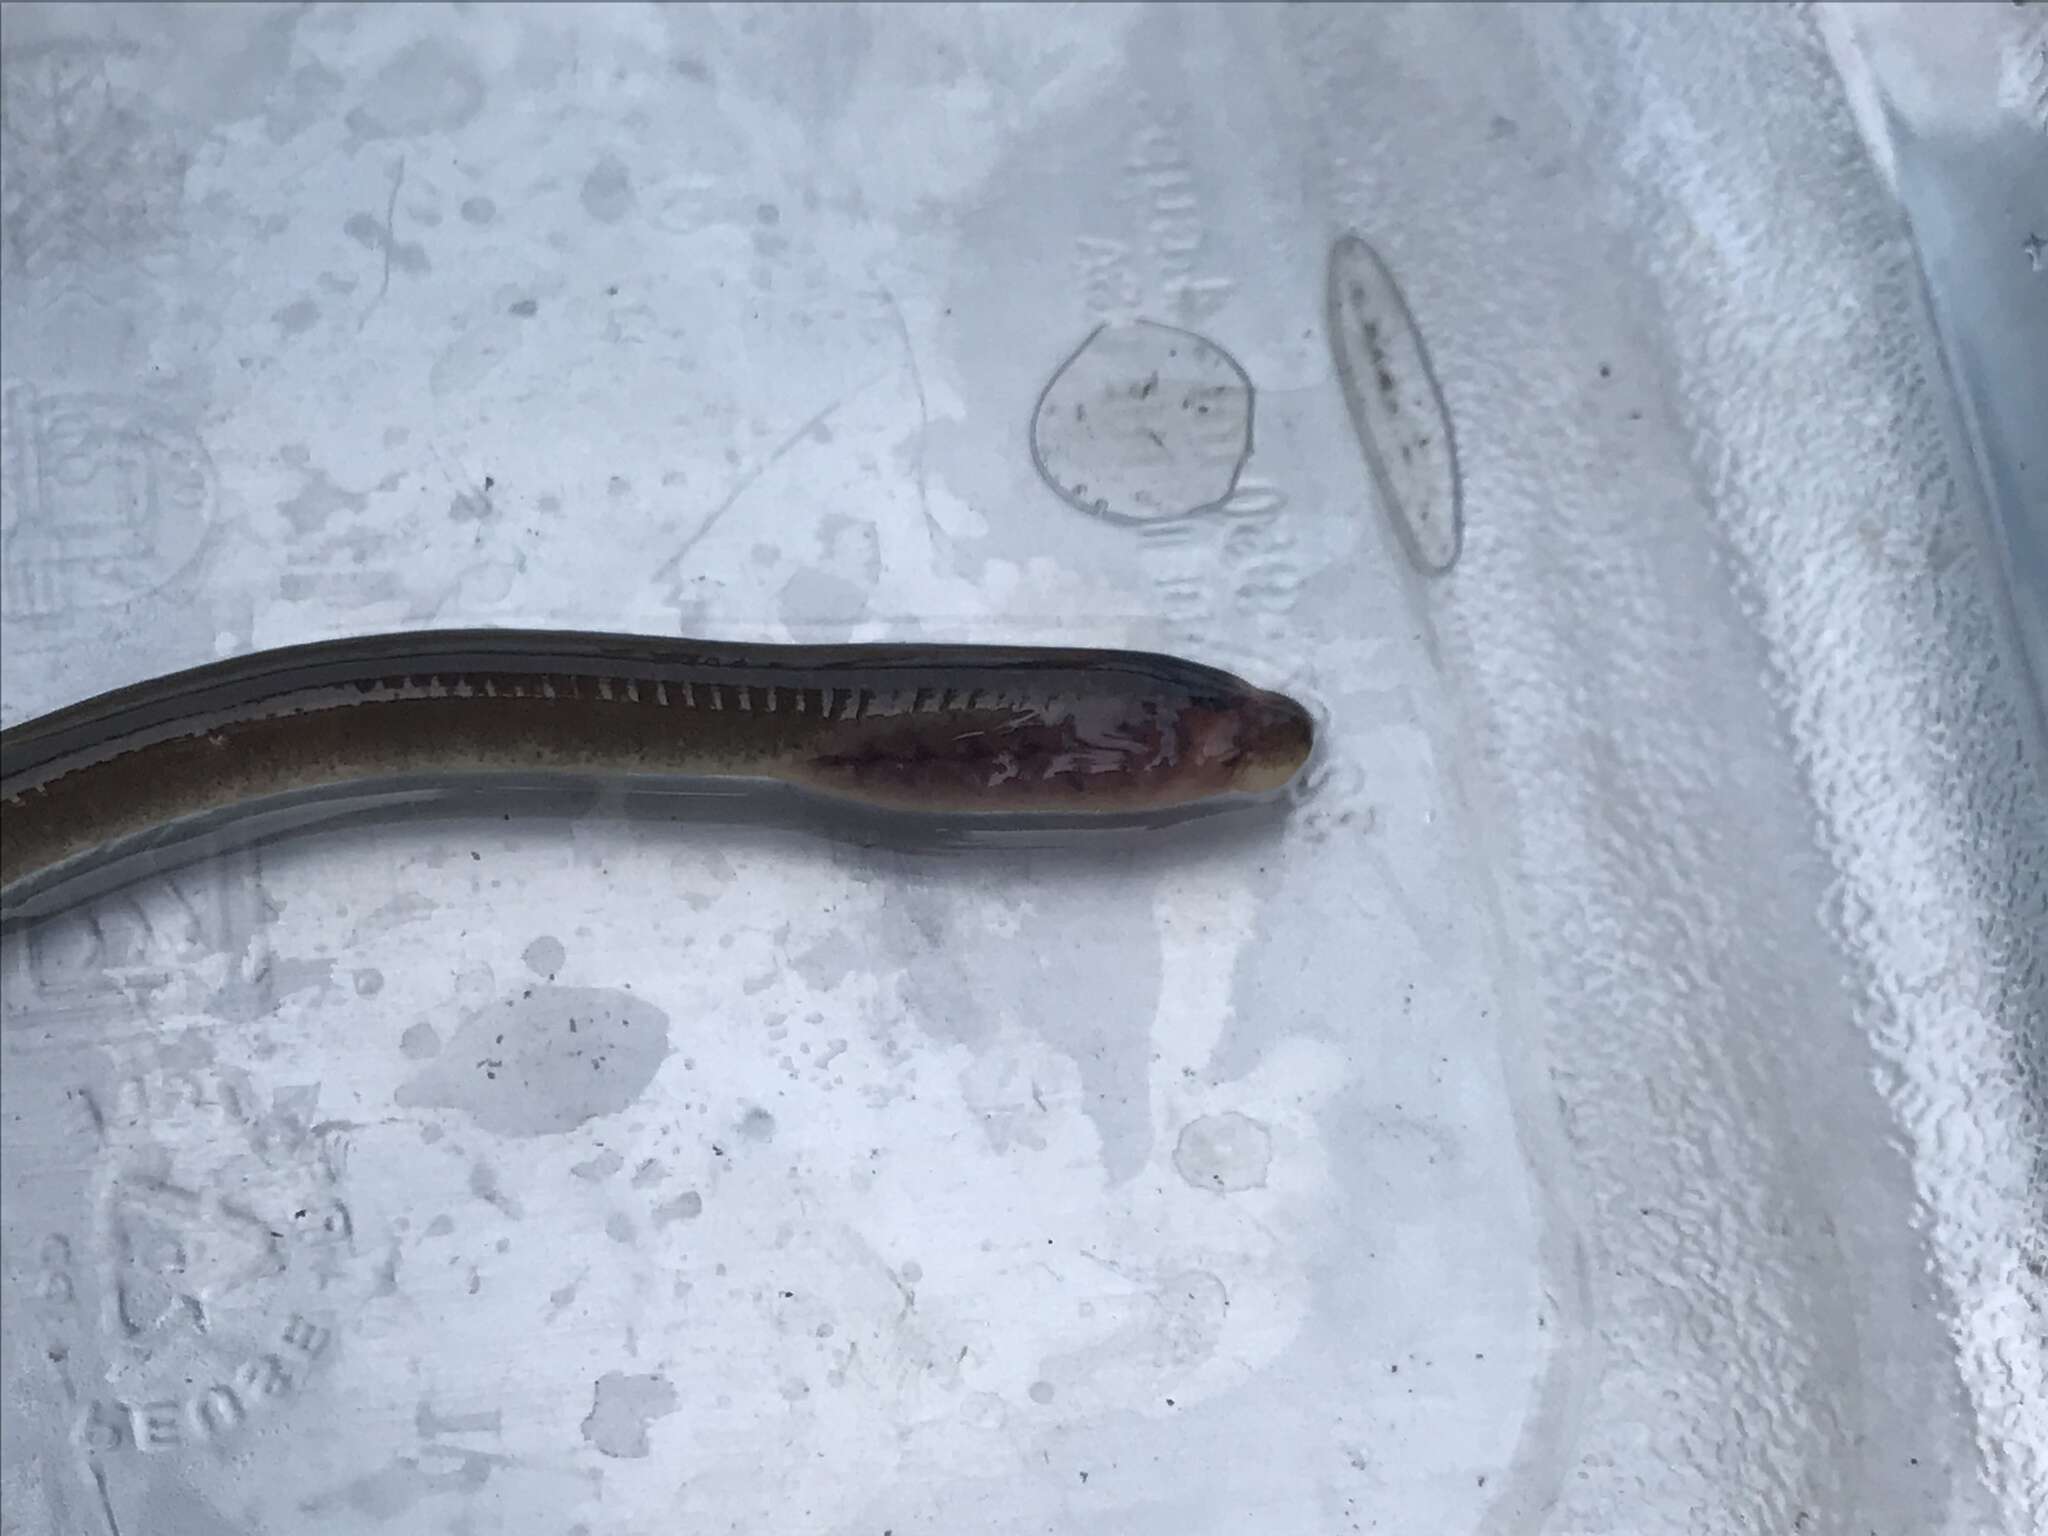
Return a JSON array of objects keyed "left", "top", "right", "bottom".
[{"left": 1180, "top": 687, "right": 1316, "bottom": 798}]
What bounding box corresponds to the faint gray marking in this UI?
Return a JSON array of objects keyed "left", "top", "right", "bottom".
[
  {"left": 428, "top": 440, "right": 495, "bottom": 531},
  {"left": 393, "top": 984, "right": 670, "bottom": 1136},
  {"left": 652, "top": 372, "right": 888, "bottom": 584},
  {"left": 1, "top": 385, "right": 215, "bottom": 615},
  {"left": 570, "top": 1149, "right": 623, "bottom": 1181},
  {"left": 400, "top": 1022, "right": 441, "bottom": 1061},
  {"left": 791, "top": 929, "right": 860, "bottom": 991},
  {"left": 90, "top": 1460, "right": 120, "bottom": 1536},
  {"left": 1039, "top": 1268, "right": 1229, "bottom": 1398},
  {"left": 889, "top": 867, "right": 1164, "bottom": 1181},
  {"left": 468, "top": 1159, "right": 524, "bottom": 1220},
  {"left": 879, "top": 286, "right": 942, "bottom": 543},
  {"left": 1172, "top": 1111, "right": 1273, "bottom": 1193},
  {"left": 1, "top": 39, "right": 124, "bottom": 151},
  {"left": 581, "top": 1372, "right": 677, "bottom": 1459},
  {"left": 776, "top": 565, "right": 868, "bottom": 641},
  {"left": 958, "top": 1046, "right": 1053, "bottom": 1154},
  {"left": 346, "top": 38, "right": 485, "bottom": 140},
  {"left": 376, "top": 156, "right": 405, "bottom": 302},
  {"left": 1326, "top": 233, "right": 1462, "bottom": 573},
  {"left": 272, "top": 297, "right": 320, "bottom": 335},
  {"left": 737, "top": 1105, "right": 775, "bottom": 1143},
  {"left": 266, "top": 60, "right": 344, "bottom": 145},
  {"left": 300, "top": 1450, "right": 502, "bottom": 1518},
  {"left": 581, "top": 154, "right": 635, "bottom": 223},
  {"left": 357, "top": 155, "right": 411, "bottom": 329},
  {"left": 2025, "top": 232, "right": 2045, "bottom": 273},
  {"left": 547, "top": 1270, "right": 586, "bottom": 1318},
  {"left": 429, "top": 313, "right": 523, "bottom": 397},
  {"left": 2005, "top": 17, "right": 2048, "bottom": 133},
  {"left": 277, "top": 465, "right": 366, "bottom": 537},
  {"left": 209, "top": 955, "right": 334, "bottom": 1024},
  {"left": 653, "top": 1190, "right": 703, "bottom": 1226},
  {"left": 417, "top": 1401, "right": 502, "bottom": 1439},
  {"left": 345, "top": 892, "right": 437, "bottom": 947},
  {"left": 447, "top": 484, "right": 492, "bottom": 522},
  {"left": 1029, "top": 319, "right": 1254, "bottom": 525},
  {"left": 0, "top": 38, "right": 183, "bottom": 275},
  {"left": 523, "top": 935, "right": 565, "bottom": 978},
  {"left": 460, "top": 195, "right": 496, "bottom": 225}
]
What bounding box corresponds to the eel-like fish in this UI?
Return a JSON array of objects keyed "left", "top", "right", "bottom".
[{"left": 1, "top": 630, "right": 1314, "bottom": 913}]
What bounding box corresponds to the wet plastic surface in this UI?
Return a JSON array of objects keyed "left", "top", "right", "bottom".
[{"left": 2, "top": 6, "right": 2043, "bottom": 1534}]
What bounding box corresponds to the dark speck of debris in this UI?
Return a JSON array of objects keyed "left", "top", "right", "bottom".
[
  {"left": 1597, "top": 362, "right": 1612, "bottom": 379},
  {"left": 509, "top": 298, "right": 538, "bottom": 318},
  {"left": 483, "top": 475, "right": 495, "bottom": 490}
]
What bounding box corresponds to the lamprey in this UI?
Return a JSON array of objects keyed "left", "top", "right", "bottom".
[{"left": 1, "top": 629, "right": 1314, "bottom": 911}]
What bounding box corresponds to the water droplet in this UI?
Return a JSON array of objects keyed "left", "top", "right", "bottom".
[
  {"left": 1030, "top": 320, "right": 1253, "bottom": 525},
  {"left": 1327, "top": 234, "right": 1462, "bottom": 573}
]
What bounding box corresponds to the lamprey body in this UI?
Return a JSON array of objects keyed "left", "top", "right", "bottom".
[{"left": 1, "top": 630, "right": 1315, "bottom": 911}]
